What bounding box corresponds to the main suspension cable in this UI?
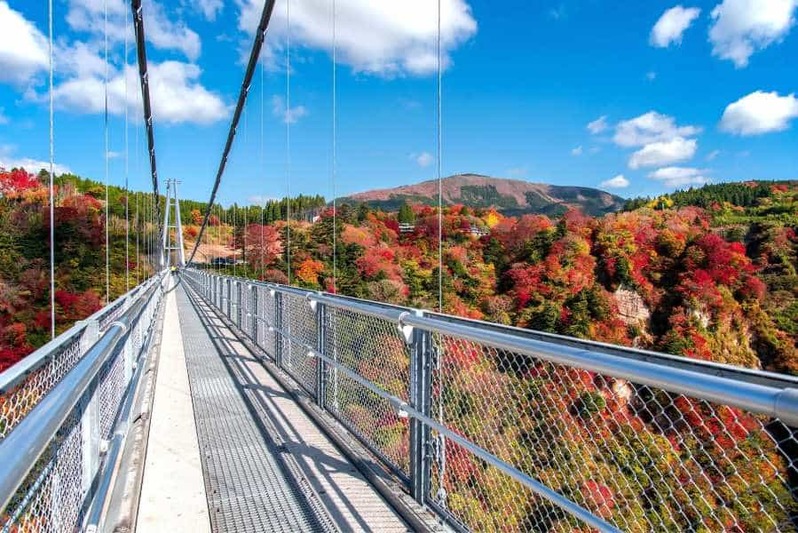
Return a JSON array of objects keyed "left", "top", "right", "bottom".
[
  {"left": 131, "top": 0, "right": 162, "bottom": 244},
  {"left": 187, "top": 0, "right": 279, "bottom": 265}
]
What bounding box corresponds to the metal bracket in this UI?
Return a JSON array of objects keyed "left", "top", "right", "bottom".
[
  {"left": 397, "top": 312, "right": 414, "bottom": 344},
  {"left": 394, "top": 400, "right": 409, "bottom": 419}
]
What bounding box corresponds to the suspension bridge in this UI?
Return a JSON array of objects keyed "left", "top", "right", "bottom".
[{"left": 2, "top": 1, "right": 798, "bottom": 532}]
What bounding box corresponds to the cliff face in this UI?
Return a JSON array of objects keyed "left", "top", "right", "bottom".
[{"left": 615, "top": 286, "right": 651, "bottom": 326}]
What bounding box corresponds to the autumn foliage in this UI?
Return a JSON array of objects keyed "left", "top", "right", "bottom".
[
  {"left": 4, "top": 166, "right": 798, "bottom": 530},
  {"left": 0, "top": 168, "right": 156, "bottom": 372}
]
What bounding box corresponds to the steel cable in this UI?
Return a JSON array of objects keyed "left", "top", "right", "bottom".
[{"left": 187, "top": 0, "right": 279, "bottom": 265}]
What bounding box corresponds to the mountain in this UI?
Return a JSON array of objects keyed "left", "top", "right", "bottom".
[{"left": 337, "top": 174, "right": 625, "bottom": 216}]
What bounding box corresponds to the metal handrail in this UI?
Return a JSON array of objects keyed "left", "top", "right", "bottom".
[
  {"left": 186, "top": 268, "right": 798, "bottom": 532},
  {"left": 0, "top": 276, "right": 162, "bottom": 512},
  {"left": 425, "top": 310, "right": 798, "bottom": 389},
  {"left": 203, "top": 271, "right": 798, "bottom": 421},
  {"left": 399, "top": 313, "right": 798, "bottom": 426},
  {"left": 0, "top": 280, "right": 151, "bottom": 394}
]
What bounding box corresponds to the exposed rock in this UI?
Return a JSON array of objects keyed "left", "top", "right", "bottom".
[{"left": 614, "top": 286, "right": 651, "bottom": 326}]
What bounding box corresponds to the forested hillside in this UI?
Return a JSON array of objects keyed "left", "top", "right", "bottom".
[
  {"left": 193, "top": 181, "right": 797, "bottom": 377},
  {"left": 3, "top": 167, "right": 797, "bottom": 528},
  {"left": 3, "top": 169, "right": 797, "bottom": 382},
  {"left": 0, "top": 169, "right": 162, "bottom": 370}
]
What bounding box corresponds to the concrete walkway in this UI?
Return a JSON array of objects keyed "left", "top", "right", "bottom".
[{"left": 138, "top": 285, "right": 211, "bottom": 533}]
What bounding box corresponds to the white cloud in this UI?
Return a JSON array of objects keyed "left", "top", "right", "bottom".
[
  {"left": 238, "top": 0, "right": 477, "bottom": 76},
  {"left": 706, "top": 149, "right": 721, "bottom": 161},
  {"left": 66, "top": 0, "right": 200, "bottom": 60},
  {"left": 57, "top": 41, "right": 108, "bottom": 79},
  {"left": 629, "top": 137, "right": 697, "bottom": 169},
  {"left": 506, "top": 167, "right": 528, "bottom": 178},
  {"left": 0, "top": 108, "right": 7, "bottom": 124},
  {"left": 0, "top": 146, "right": 70, "bottom": 174},
  {"left": 614, "top": 111, "right": 700, "bottom": 147},
  {"left": 571, "top": 145, "right": 583, "bottom": 156},
  {"left": 709, "top": 0, "right": 797, "bottom": 68},
  {"left": 587, "top": 115, "right": 608, "bottom": 134},
  {"left": 53, "top": 62, "right": 229, "bottom": 125},
  {"left": 650, "top": 5, "right": 701, "bottom": 47},
  {"left": 601, "top": 174, "right": 630, "bottom": 189},
  {"left": 614, "top": 112, "right": 700, "bottom": 169},
  {"left": 248, "top": 194, "right": 279, "bottom": 205},
  {"left": 549, "top": 4, "right": 567, "bottom": 20},
  {"left": 271, "top": 95, "right": 308, "bottom": 124},
  {"left": 144, "top": 1, "right": 202, "bottom": 61},
  {"left": 720, "top": 90, "right": 798, "bottom": 135},
  {"left": 0, "top": 1, "right": 49, "bottom": 85},
  {"left": 648, "top": 166, "right": 709, "bottom": 188},
  {"left": 414, "top": 152, "right": 434, "bottom": 167},
  {"left": 192, "top": 0, "right": 224, "bottom": 21}
]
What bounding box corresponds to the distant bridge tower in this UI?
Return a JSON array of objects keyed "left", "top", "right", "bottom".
[{"left": 161, "top": 179, "right": 186, "bottom": 268}]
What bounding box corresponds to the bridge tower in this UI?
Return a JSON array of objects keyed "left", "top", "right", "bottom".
[{"left": 161, "top": 179, "right": 186, "bottom": 268}]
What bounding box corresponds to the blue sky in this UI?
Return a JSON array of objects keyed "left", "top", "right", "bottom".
[{"left": 1, "top": 0, "right": 797, "bottom": 205}]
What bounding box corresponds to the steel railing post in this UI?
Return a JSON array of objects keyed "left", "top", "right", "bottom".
[
  {"left": 251, "top": 284, "right": 259, "bottom": 345},
  {"left": 237, "top": 281, "right": 243, "bottom": 328},
  {"left": 315, "top": 301, "right": 326, "bottom": 409},
  {"left": 274, "top": 291, "right": 284, "bottom": 367},
  {"left": 409, "top": 311, "right": 432, "bottom": 504},
  {"left": 226, "top": 278, "right": 232, "bottom": 318},
  {"left": 78, "top": 319, "right": 101, "bottom": 496}
]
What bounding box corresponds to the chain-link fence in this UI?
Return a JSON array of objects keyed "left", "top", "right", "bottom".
[
  {"left": 1, "top": 287, "right": 147, "bottom": 441},
  {"left": 0, "top": 275, "right": 164, "bottom": 533},
  {"left": 185, "top": 269, "right": 798, "bottom": 532}
]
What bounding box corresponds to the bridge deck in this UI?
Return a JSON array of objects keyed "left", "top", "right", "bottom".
[{"left": 139, "top": 280, "right": 410, "bottom": 532}]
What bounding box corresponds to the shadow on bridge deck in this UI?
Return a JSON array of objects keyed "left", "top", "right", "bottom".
[{"left": 138, "top": 279, "right": 414, "bottom": 532}]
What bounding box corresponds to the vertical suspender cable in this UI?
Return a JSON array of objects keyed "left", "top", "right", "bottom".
[
  {"left": 260, "top": 61, "right": 265, "bottom": 281},
  {"left": 104, "top": 0, "right": 111, "bottom": 304},
  {"left": 331, "top": 0, "right": 337, "bottom": 294},
  {"left": 285, "top": 0, "right": 292, "bottom": 285},
  {"left": 186, "top": 0, "right": 278, "bottom": 264},
  {"left": 48, "top": 0, "right": 55, "bottom": 338},
  {"left": 437, "top": 0, "right": 443, "bottom": 314},
  {"left": 436, "top": 0, "right": 447, "bottom": 505},
  {"left": 233, "top": 203, "right": 237, "bottom": 276},
  {"left": 135, "top": 109, "right": 140, "bottom": 281},
  {"left": 124, "top": 4, "right": 130, "bottom": 291},
  {"left": 135, "top": 192, "right": 140, "bottom": 283}
]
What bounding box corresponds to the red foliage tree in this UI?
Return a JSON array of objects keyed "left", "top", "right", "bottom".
[{"left": 0, "top": 168, "right": 40, "bottom": 197}]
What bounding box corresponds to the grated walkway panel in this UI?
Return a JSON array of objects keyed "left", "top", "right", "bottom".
[{"left": 175, "top": 283, "right": 336, "bottom": 533}]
